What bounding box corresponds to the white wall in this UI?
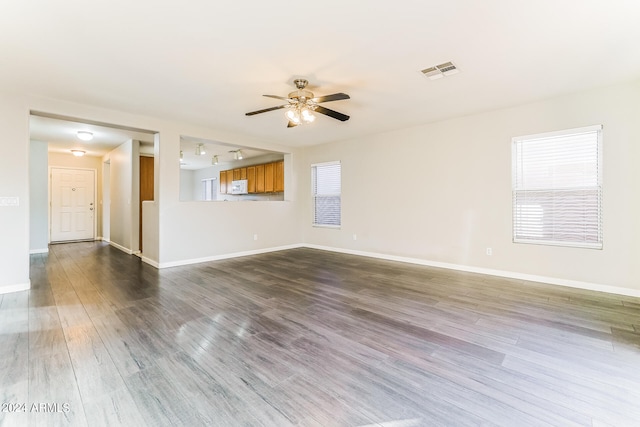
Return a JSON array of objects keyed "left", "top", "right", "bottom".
[
  {"left": 102, "top": 161, "right": 110, "bottom": 241},
  {"left": 5, "top": 82, "right": 638, "bottom": 296},
  {"left": 179, "top": 169, "right": 197, "bottom": 201},
  {"left": 131, "top": 141, "right": 140, "bottom": 252},
  {"left": 29, "top": 140, "right": 49, "bottom": 253},
  {"left": 0, "top": 93, "right": 30, "bottom": 293},
  {"left": 107, "top": 139, "right": 137, "bottom": 253},
  {"left": 304, "top": 80, "right": 640, "bottom": 294},
  {"left": 19, "top": 97, "right": 299, "bottom": 270},
  {"left": 158, "top": 133, "right": 303, "bottom": 265},
  {"left": 142, "top": 200, "right": 158, "bottom": 264}
]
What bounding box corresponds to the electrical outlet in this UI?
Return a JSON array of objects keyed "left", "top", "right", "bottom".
[
  {"left": 253, "top": 234, "right": 258, "bottom": 241},
  {"left": 486, "top": 247, "right": 492, "bottom": 256}
]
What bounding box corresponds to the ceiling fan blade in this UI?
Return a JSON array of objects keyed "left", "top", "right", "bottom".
[
  {"left": 263, "top": 94, "right": 291, "bottom": 101},
  {"left": 312, "top": 93, "right": 350, "bottom": 103},
  {"left": 287, "top": 121, "right": 298, "bottom": 128},
  {"left": 245, "top": 104, "right": 287, "bottom": 116},
  {"left": 314, "top": 105, "right": 350, "bottom": 122}
]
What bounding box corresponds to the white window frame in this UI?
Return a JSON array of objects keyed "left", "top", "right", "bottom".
[
  {"left": 512, "top": 125, "right": 603, "bottom": 249},
  {"left": 311, "top": 161, "right": 341, "bottom": 228},
  {"left": 202, "top": 177, "right": 216, "bottom": 201}
]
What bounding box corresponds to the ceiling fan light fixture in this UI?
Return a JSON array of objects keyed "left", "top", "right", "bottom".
[
  {"left": 77, "top": 131, "right": 93, "bottom": 141},
  {"left": 286, "top": 109, "right": 300, "bottom": 124},
  {"left": 301, "top": 107, "right": 315, "bottom": 123},
  {"left": 247, "top": 79, "right": 350, "bottom": 127},
  {"left": 237, "top": 149, "right": 243, "bottom": 160}
]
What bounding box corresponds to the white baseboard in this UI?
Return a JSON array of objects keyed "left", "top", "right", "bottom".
[
  {"left": 141, "top": 256, "right": 159, "bottom": 268},
  {"left": 158, "top": 244, "right": 304, "bottom": 269},
  {"left": 303, "top": 244, "right": 640, "bottom": 298},
  {"left": 29, "top": 248, "right": 49, "bottom": 254},
  {"left": 135, "top": 242, "right": 640, "bottom": 298},
  {"left": 0, "top": 281, "right": 31, "bottom": 295},
  {"left": 109, "top": 241, "right": 133, "bottom": 255}
]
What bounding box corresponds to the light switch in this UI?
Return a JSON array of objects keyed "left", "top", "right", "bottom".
[{"left": 0, "top": 197, "right": 19, "bottom": 207}]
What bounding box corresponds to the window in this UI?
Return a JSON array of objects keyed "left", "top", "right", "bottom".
[
  {"left": 512, "top": 125, "right": 602, "bottom": 249},
  {"left": 202, "top": 178, "right": 216, "bottom": 201},
  {"left": 312, "top": 161, "right": 341, "bottom": 227}
]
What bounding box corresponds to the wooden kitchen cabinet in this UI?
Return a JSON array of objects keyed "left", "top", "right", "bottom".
[
  {"left": 219, "top": 169, "right": 228, "bottom": 193},
  {"left": 275, "top": 160, "right": 284, "bottom": 192},
  {"left": 264, "top": 162, "right": 275, "bottom": 192},
  {"left": 247, "top": 166, "right": 256, "bottom": 193},
  {"left": 220, "top": 161, "right": 283, "bottom": 195},
  {"left": 256, "top": 164, "right": 265, "bottom": 193},
  {"left": 225, "top": 170, "right": 234, "bottom": 192}
]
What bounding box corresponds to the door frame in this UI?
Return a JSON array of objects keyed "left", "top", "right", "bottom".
[{"left": 49, "top": 166, "right": 98, "bottom": 243}]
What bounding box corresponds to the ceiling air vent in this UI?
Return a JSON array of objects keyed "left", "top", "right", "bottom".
[{"left": 421, "top": 61, "right": 459, "bottom": 80}]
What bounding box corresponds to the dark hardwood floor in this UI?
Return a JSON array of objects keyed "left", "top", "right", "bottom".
[{"left": 2, "top": 241, "right": 640, "bottom": 426}]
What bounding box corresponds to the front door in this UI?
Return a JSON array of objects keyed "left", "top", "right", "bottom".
[{"left": 50, "top": 168, "right": 96, "bottom": 242}]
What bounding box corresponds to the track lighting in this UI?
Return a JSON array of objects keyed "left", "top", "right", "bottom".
[
  {"left": 212, "top": 155, "right": 218, "bottom": 165},
  {"left": 230, "top": 149, "right": 244, "bottom": 160},
  {"left": 195, "top": 144, "right": 206, "bottom": 156}
]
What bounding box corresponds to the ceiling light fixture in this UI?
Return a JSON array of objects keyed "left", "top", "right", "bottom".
[
  {"left": 195, "top": 144, "right": 206, "bottom": 156},
  {"left": 212, "top": 155, "right": 218, "bottom": 165},
  {"left": 77, "top": 131, "right": 93, "bottom": 141},
  {"left": 229, "top": 149, "right": 244, "bottom": 160},
  {"left": 285, "top": 104, "right": 316, "bottom": 125},
  {"left": 71, "top": 150, "right": 85, "bottom": 157}
]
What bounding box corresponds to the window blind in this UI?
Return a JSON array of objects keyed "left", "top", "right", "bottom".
[
  {"left": 312, "top": 162, "right": 341, "bottom": 227},
  {"left": 512, "top": 125, "right": 602, "bottom": 248}
]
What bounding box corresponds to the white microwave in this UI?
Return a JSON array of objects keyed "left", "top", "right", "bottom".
[{"left": 231, "top": 179, "right": 248, "bottom": 195}]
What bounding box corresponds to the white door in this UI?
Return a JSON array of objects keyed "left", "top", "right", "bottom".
[{"left": 51, "top": 168, "right": 96, "bottom": 242}]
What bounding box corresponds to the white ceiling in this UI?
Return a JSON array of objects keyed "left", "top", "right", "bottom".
[
  {"left": 29, "top": 113, "right": 275, "bottom": 168},
  {"left": 5, "top": 1, "right": 640, "bottom": 149},
  {"left": 30, "top": 115, "right": 156, "bottom": 157},
  {"left": 179, "top": 136, "right": 281, "bottom": 170}
]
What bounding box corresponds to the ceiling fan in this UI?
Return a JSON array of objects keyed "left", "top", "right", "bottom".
[{"left": 245, "top": 79, "right": 350, "bottom": 128}]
